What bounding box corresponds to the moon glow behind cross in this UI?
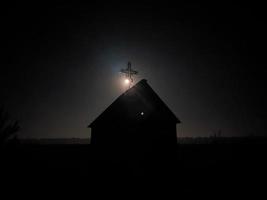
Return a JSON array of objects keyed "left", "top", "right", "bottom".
[{"left": 120, "top": 62, "right": 138, "bottom": 88}]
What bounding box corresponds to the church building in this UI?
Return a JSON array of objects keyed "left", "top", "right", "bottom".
[{"left": 88, "top": 79, "right": 181, "bottom": 149}]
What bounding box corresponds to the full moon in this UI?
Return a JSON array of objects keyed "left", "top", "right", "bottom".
[{"left": 124, "top": 79, "right": 130, "bottom": 84}]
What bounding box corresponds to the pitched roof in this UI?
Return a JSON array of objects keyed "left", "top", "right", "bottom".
[{"left": 88, "top": 79, "right": 180, "bottom": 128}]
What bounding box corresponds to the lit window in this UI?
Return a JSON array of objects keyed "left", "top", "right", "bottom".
[{"left": 140, "top": 112, "right": 144, "bottom": 116}]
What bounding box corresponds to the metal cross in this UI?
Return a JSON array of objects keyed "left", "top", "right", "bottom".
[{"left": 120, "top": 62, "right": 138, "bottom": 88}]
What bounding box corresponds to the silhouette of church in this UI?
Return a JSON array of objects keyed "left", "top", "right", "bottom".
[{"left": 89, "top": 79, "right": 180, "bottom": 149}]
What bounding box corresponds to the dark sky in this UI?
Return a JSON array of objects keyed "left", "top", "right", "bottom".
[{"left": 1, "top": 1, "right": 266, "bottom": 138}]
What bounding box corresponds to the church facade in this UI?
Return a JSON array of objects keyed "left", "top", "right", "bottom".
[{"left": 88, "top": 79, "right": 180, "bottom": 149}]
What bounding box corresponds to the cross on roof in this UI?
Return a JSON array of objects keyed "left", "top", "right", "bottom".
[{"left": 120, "top": 62, "right": 138, "bottom": 88}]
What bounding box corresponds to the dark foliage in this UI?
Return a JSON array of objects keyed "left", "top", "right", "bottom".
[{"left": 0, "top": 107, "right": 19, "bottom": 145}]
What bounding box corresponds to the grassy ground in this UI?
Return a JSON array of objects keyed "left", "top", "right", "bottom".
[{"left": 0, "top": 140, "right": 266, "bottom": 196}]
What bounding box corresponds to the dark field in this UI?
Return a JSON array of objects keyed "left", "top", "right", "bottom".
[{"left": 1, "top": 139, "right": 267, "bottom": 196}]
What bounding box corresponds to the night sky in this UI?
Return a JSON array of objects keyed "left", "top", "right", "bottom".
[{"left": 1, "top": 2, "right": 266, "bottom": 138}]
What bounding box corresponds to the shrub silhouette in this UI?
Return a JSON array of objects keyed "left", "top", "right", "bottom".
[{"left": 0, "top": 107, "right": 20, "bottom": 146}]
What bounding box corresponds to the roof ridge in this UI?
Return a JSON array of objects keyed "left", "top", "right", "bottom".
[{"left": 88, "top": 79, "right": 180, "bottom": 128}]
